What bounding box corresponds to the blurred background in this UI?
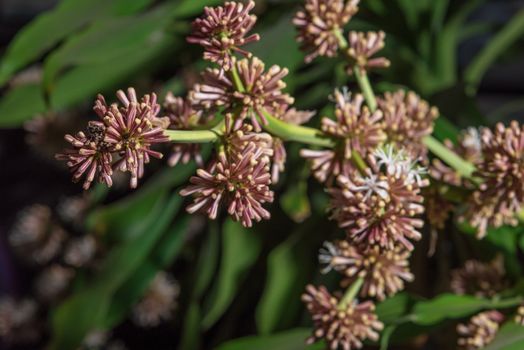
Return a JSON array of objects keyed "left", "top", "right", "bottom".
[{"left": 1, "top": 0, "right": 524, "bottom": 349}]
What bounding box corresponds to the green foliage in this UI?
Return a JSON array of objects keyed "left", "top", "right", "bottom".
[{"left": 216, "top": 328, "right": 324, "bottom": 350}]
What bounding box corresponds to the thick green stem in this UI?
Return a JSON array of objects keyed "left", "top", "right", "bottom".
[
  {"left": 353, "top": 67, "right": 378, "bottom": 112},
  {"left": 261, "top": 110, "right": 334, "bottom": 147},
  {"left": 351, "top": 150, "right": 368, "bottom": 174},
  {"left": 334, "top": 28, "right": 348, "bottom": 49},
  {"left": 231, "top": 64, "right": 246, "bottom": 92},
  {"left": 164, "top": 129, "right": 219, "bottom": 143},
  {"left": 423, "top": 135, "right": 476, "bottom": 179},
  {"left": 338, "top": 277, "right": 364, "bottom": 310}
]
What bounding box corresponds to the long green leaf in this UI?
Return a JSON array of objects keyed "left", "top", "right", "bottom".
[
  {"left": 484, "top": 322, "right": 524, "bottom": 350},
  {"left": 202, "top": 219, "right": 261, "bottom": 329},
  {"left": 216, "top": 328, "right": 324, "bottom": 350},
  {"left": 464, "top": 9, "right": 524, "bottom": 93},
  {"left": 0, "top": 84, "right": 46, "bottom": 128}
]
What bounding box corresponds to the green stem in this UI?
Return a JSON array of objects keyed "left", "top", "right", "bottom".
[
  {"left": 261, "top": 109, "right": 334, "bottom": 147},
  {"left": 231, "top": 64, "right": 246, "bottom": 93},
  {"left": 338, "top": 277, "right": 364, "bottom": 310},
  {"left": 353, "top": 67, "right": 378, "bottom": 112},
  {"left": 518, "top": 208, "right": 524, "bottom": 223},
  {"left": 423, "top": 135, "right": 476, "bottom": 179},
  {"left": 351, "top": 150, "right": 368, "bottom": 174},
  {"left": 164, "top": 129, "right": 219, "bottom": 143},
  {"left": 334, "top": 28, "right": 348, "bottom": 49}
]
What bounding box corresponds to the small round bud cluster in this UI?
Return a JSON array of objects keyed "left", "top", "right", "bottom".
[
  {"left": 301, "top": 285, "right": 383, "bottom": 350},
  {"left": 450, "top": 256, "right": 508, "bottom": 298},
  {"left": 293, "top": 0, "right": 360, "bottom": 63},
  {"left": 457, "top": 310, "right": 504, "bottom": 350},
  {"left": 345, "top": 31, "right": 390, "bottom": 74},
  {"left": 57, "top": 88, "right": 169, "bottom": 190}
]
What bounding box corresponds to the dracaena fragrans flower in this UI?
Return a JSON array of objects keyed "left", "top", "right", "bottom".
[
  {"left": 191, "top": 57, "right": 294, "bottom": 131},
  {"left": 56, "top": 121, "right": 114, "bottom": 190},
  {"left": 450, "top": 256, "right": 508, "bottom": 298},
  {"left": 164, "top": 92, "right": 206, "bottom": 167},
  {"left": 8, "top": 204, "right": 66, "bottom": 265},
  {"left": 302, "top": 284, "right": 383, "bottom": 350},
  {"left": 515, "top": 305, "right": 524, "bottom": 326},
  {"left": 301, "top": 90, "right": 385, "bottom": 183},
  {"left": 180, "top": 139, "right": 274, "bottom": 227},
  {"left": 0, "top": 298, "right": 40, "bottom": 344},
  {"left": 462, "top": 121, "right": 524, "bottom": 237},
  {"left": 132, "top": 272, "right": 179, "bottom": 328},
  {"left": 293, "top": 0, "right": 360, "bottom": 63},
  {"left": 319, "top": 241, "right": 413, "bottom": 300},
  {"left": 35, "top": 264, "right": 75, "bottom": 303},
  {"left": 377, "top": 90, "right": 438, "bottom": 160},
  {"left": 345, "top": 31, "right": 390, "bottom": 74},
  {"left": 187, "top": 1, "right": 260, "bottom": 71},
  {"left": 63, "top": 235, "right": 97, "bottom": 268},
  {"left": 457, "top": 310, "right": 504, "bottom": 350},
  {"left": 97, "top": 88, "right": 169, "bottom": 188},
  {"left": 329, "top": 146, "right": 428, "bottom": 250}
]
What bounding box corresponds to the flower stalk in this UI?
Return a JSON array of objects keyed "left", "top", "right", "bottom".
[{"left": 338, "top": 276, "right": 364, "bottom": 310}]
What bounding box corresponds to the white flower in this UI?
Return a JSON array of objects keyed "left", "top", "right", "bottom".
[
  {"left": 318, "top": 241, "right": 353, "bottom": 274},
  {"left": 350, "top": 173, "right": 389, "bottom": 200}
]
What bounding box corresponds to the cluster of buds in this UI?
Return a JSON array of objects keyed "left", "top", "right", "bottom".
[
  {"left": 57, "top": 88, "right": 169, "bottom": 190},
  {"left": 457, "top": 310, "right": 504, "bottom": 350}
]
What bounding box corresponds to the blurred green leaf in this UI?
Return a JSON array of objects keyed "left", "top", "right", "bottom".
[
  {"left": 432, "top": 116, "right": 459, "bottom": 143},
  {"left": 43, "top": 6, "right": 173, "bottom": 91},
  {"left": 465, "top": 9, "right": 524, "bottom": 94},
  {"left": 376, "top": 293, "right": 415, "bottom": 325},
  {"left": 194, "top": 223, "right": 220, "bottom": 298},
  {"left": 0, "top": 0, "right": 155, "bottom": 86},
  {"left": 256, "top": 229, "right": 307, "bottom": 334},
  {"left": 0, "top": 84, "right": 46, "bottom": 128},
  {"left": 180, "top": 302, "right": 202, "bottom": 350},
  {"left": 280, "top": 181, "right": 311, "bottom": 223},
  {"left": 202, "top": 219, "right": 262, "bottom": 329},
  {"left": 50, "top": 193, "right": 182, "bottom": 350},
  {"left": 216, "top": 328, "right": 323, "bottom": 350},
  {"left": 411, "top": 294, "right": 522, "bottom": 325},
  {"left": 86, "top": 160, "right": 198, "bottom": 241},
  {"left": 103, "top": 216, "right": 189, "bottom": 328},
  {"left": 173, "top": 0, "right": 223, "bottom": 18},
  {"left": 483, "top": 322, "right": 524, "bottom": 350}
]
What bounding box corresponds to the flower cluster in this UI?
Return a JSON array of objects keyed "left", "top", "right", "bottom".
[
  {"left": 301, "top": 285, "right": 383, "bottom": 350},
  {"left": 191, "top": 57, "right": 294, "bottom": 131},
  {"left": 320, "top": 241, "right": 413, "bottom": 300},
  {"left": 57, "top": 88, "right": 169, "bottom": 189},
  {"left": 301, "top": 90, "right": 385, "bottom": 183},
  {"left": 457, "top": 310, "right": 504, "bottom": 350},
  {"left": 187, "top": 1, "right": 260, "bottom": 71},
  {"left": 345, "top": 31, "right": 390, "bottom": 74},
  {"left": 450, "top": 256, "right": 507, "bottom": 298},
  {"left": 293, "top": 0, "right": 360, "bottom": 63},
  {"left": 329, "top": 146, "right": 428, "bottom": 251},
  {"left": 132, "top": 272, "right": 179, "bottom": 328},
  {"left": 377, "top": 90, "right": 438, "bottom": 160},
  {"left": 462, "top": 122, "right": 524, "bottom": 237}
]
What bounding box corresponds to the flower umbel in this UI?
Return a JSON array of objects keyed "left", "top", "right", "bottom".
[
  {"left": 457, "top": 310, "right": 504, "bottom": 350},
  {"left": 180, "top": 139, "right": 274, "bottom": 227},
  {"left": 345, "top": 31, "right": 390, "bottom": 74},
  {"left": 320, "top": 240, "right": 413, "bottom": 300},
  {"left": 329, "top": 146, "right": 428, "bottom": 251},
  {"left": 462, "top": 121, "right": 524, "bottom": 237},
  {"left": 450, "top": 256, "right": 508, "bottom": 298},
  {"left": 191, "top": 57, "right": 294, "bottom": 131},
  {"left": 293, "top": 0, "right": 360, "bottom": 63},
  {"left": 302, "top": 284, "right": 383, "bottom": 350},
  {"left": 377, "top": 90, "right": 438, "bottom": 160},
  {"left": 301, "top": 91, "right": 385, "bottom": 183},
  {"left": 187, "top": 1, "right": 260, "bottom": 71}
]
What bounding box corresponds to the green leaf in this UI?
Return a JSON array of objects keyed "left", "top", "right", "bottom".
[
  {"left": 433, "top": 116, "right": 459, "bottom": 143},
  {"left": 49, "top": 194, "right": 183, "bottom": 349},
  {"left": 0, "top": 0, "right": 154, "bottom": 86},
  {"left": 256, "top": 230, "right": 307, "bottom": 334},
  {"left": 216, "top": 328, "right": 323, "bottom": 350},
  {"left": 85, "top": 160, "right": 197, "bottom": 240},
  {"left": 202, "top": 219, "right": 262, "bottom": 329},
  {"left": 484, "top": 322, "right": 524, "bottom": 350},
  {"left": 0, "top": 84, "right": 46, "bottom": 128},
  {"left": 464, "top": 9, "right": 524, "bottom": 93},
  {"left": 193, "top": 223, "right": 220, "bottom": 298},
  {"left": 43, "top": 6, "right": 173, "bottom": 91},
  {"left": 173, "top": 0, "right": 223, "bottom": 18},
  {"left": 280, "top": 181, "right": 311, "bottom": 223},
  {"left": 180, "top": 302, "right": 202, "bottom": 350},
  {"left": 376, "top": 293, "right": 415, "bottom": 325},
  {"left": 103, "top": 217, "right": 189, "bottom": 328},
  {"left": 411, "top": 294, "right": 522, "bottom": 325}
]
